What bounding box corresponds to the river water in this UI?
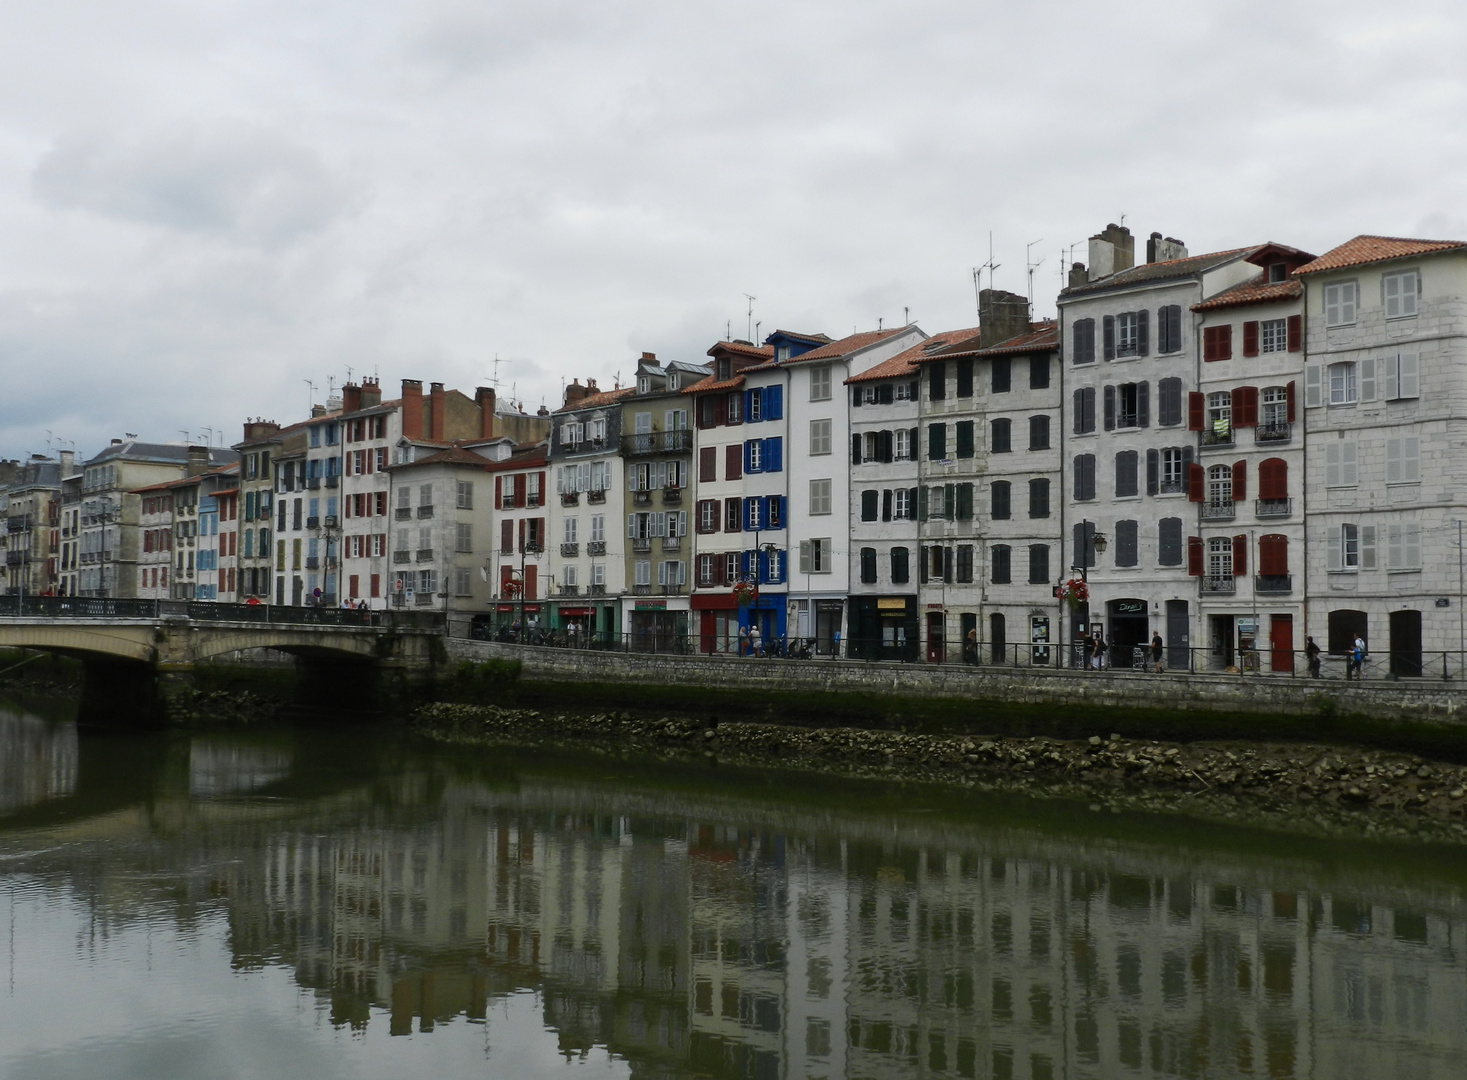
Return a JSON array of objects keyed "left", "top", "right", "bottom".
[{"left": 2, "top": 699, "right": 1466, "bottom": 1079}]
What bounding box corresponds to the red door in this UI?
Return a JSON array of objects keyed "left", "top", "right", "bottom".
[
  {"left": 1270, "top": 615, "right": 1294, "bottom": 672},
  {"left": 926, "top": 612, "right": 946, "bottom": 664}
]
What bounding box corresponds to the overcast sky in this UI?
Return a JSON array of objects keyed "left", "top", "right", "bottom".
[{"left": 2, "top": 0, "right": 1464, "bottom": 460}]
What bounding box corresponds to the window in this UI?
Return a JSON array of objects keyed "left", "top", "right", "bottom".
[
  {"left": 1208, "top": 391, "right": 1232, "bottom": 439},
  {"left": 1202, "top": 325, "right": 1232, "bottom": 362},
  {"left": 860, "top": 489, "right": 878, "bottom": 521},
  {"left": 991, "top": 481, "right": 1011, "bottom": 520},
  {"left": 698, "top": 500, "right": 718, "bottom": 532},
  {"left": 1028, "top": 415, "right": 1049, "bottom": 450},
  {"left": 590, "top": 514, "right": 605, "bottom": 542},
  {"left": 809, "top": 365, "right": 832, "bottom": 401},
  {"left": 1383, "top": 271, "right": 1419, "bottom": 319},
  {"left": 1157, "top": 305, "right": 1183, "bottom": 354},
  {"left": 1260, "top": 385, "right": 1288, "bottom": 431},
  {"left": 725, "top": 498, "right": 740, "bottom": 532},
  {"left": 799, "top": 538, "right": 833, "bottom": 573},
  {"left": 635, "top": 560, "right": 651, "bottom": 586},
  {"left": 697, "top": 554, "right": 716, "bottom": 587},
  {"left": 895, "top": 380, "right": 915, "bottom": 401},
  {"left": 1324, "top": 281, "right": 1358, "bottom": 326},
  {"left": 1325, "top": 440, "right": 1358, "bottom": 487},
  {"left": 991, "top": 357, "right": 1011, "bottom": 393},
  {"left": 956, "top": 358, "right": 974, "bottom": 397},
  {"left": 809, "top": 419, "right": 832, "bottom": 455},
  {"left": 1207, "top": 536, "right": 1232, "bottom": 579},
  {"left": 1116, "top": 311, "right": 1142, "bottom": 356},
  {"left": 928, "top": 361, "right": 946, "bottom": 401},
  {"left": 1115, "top": 450, "right": 1139, "bottom": 497},
  {"left": 1072, "top": 387, "right": 1095, "bottom": 434},
  {"left": 928, "top": 423, "right": 947, "bottom": 460},
  {"left": 956, "top": 545, "right": 974, "bottom": 583},
  {"left": 1030, "top": 355, "right": 1050, "bottom": 389},
  {"left": 456, "top": 522, "right": 473, "bottom": 552},
  {"left": 990, "top": 418, "right": 1010, "bottom": 453},
  {"left": 1073, "top": 454, "right": 1096, "bottom": 501},
  {"left": 747, "top": 440, "right": 763, "bottom": 472},
  {"left": 1207, "top": 463, "right": 1232, "bottom": 505},
  {"left": 1259, "top": 318, "right": 1287, "bottom": 353},
  {"left": 562, "top": 517, "right": 577, "bottom": 544},
  {"left": 1072, "top": 318, "right": 1096, "bottom": 364},
  {"left": 860, "top": 547, "right": 877, "bottom": 584},
  {"left": 810, "top": 479, "right": 832, "bottom": 515},
  {"left": 1114, "top": 520, "right": 1138, "bottom": 567},
  {"left": 726, "top": 393, "right": 742, "bottom": 424},
  {"left": 1385, "top": 436, "right": 1420, "bottom": 484},
  {"left": 1159, "top": 447, "right": 1185, "bottom": 493},
  {"left": 895, "top": 428, "right": 911, "bottom": 460},
  {"left": 1028, "top": 478, "right": 1050, "bottom": 518},
  {"left": 1027, "top": 544, "right": 1049, "bottom": 584},
  {"left": 891, "top": 546, "right": 910, "bottom": 584},
  {"left": 1328, "top": 362, "right": 1358, "bottom": 405},
  {"left": 1386, "top": 522, "right": 1422, "bottom": 570},
  {"left": 1382, "top": 351, "right": 1420, "bottom": 400},
  {"left": 747, "top": 391, "right": 761, "bottom": 422},
  {"left": 1110, "top": 382, "right": 1146, "bottom": 428},
  {"left": 894, "top": 488, "right": 912, "bottom": 520},
  {"left": 1158, "top": 517, "right": 1183, "bottom": 566},
  {"left": 1334, "top": 523, "right": 1362, "bottom": 571},
  {"left": 991, "top": 544, "right": 1011, "bottom": 584}
]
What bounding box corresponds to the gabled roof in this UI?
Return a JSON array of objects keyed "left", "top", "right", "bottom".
[
  {"left": 958, "top": 322, "right": 1060, "bottom": 359},
  {"left": 764, "top": 329, "right": 832, "bottom": 346},
  {"left": 746, "top": 327, "right": 913, "bottom": 371},
  {"left": 482, "top": 443, "right": 549, "bottom": 472},
  {"left": 705, "top": 340, "right": 774, "bottom": 361},
  {"left": 682, "top": 374, "right": 747, "bottom": 394},
  {"left": 1191, "top": 273, "right": 1303, "bottom": 312},
  {"left": 554, "top": 387, "right": 635, "bottom": 414},
  {"left": 847, "top": 327, "right": 981, "bottom": 383},
  {"left": 1060, "top": 248, "right": 1254, "bottom": 298},
  {"left": 87, "top": 441, "right": 239, "bottom": 468},
  {"left": 390, "top": 445, "right": 497, "bottom": 470},
  {"left": 1294, "top": 235, "right": 1467, "bottom": 276}
]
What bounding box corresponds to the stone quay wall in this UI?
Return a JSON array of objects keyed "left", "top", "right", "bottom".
[{"left": 445, "top": 639, "right": 1467, "bottom": 725}]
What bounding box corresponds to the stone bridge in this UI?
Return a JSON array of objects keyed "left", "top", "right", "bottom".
[{"left": 0, "top": 597, "right": 446, "bottom": 721}]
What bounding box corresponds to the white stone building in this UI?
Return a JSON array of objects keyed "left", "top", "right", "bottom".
[{"left": 1296, "top": 234, "right": 1467, "bottom": 675}]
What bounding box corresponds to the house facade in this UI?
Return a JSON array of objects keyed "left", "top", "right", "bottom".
[{"left": 483, "top": 444, "right": 551, "bottom": 636}]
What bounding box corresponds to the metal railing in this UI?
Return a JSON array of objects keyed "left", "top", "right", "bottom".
[
  {"left": 1256, "top": 498, "right": 1292, "bottom": 518},
  {"left": 622, "top": 431, "right": 694, "bottom": 455},
  {"left": 1198, "top": 575, "right": 1236, "bottom": 595},
  {"left": 1256, "top": 422, "right": 1292, "bottom": 444},
  {"left": 0, "top": 594, "right": 444, "bottom": 628},
  {"left": 1200, "top": 500, "right": 1236, "bottom": 521}
]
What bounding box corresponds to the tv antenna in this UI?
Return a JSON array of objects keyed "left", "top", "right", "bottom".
[
  {"left": 754, "top": 320, "right": 761, "bottom": 344},
  {"left": 744, "top": 294, "right": 756, "bottom": 342},
  {"left": 1026, "top": 238, "right": 1045, "bottom": 315},
  {"left": 973, "top": 231, "right": 1000, "bottom": 315},
  {"left": 481, "top": 354, "right": 505, "bottom": 390},
  {"left": 904, "top": 306, "right": 911, "bottom": 326},
  {"left": 726, "top": 319, "right": 732, "bottom": 341},
  {"left": 304, "top": 379, "right": 317, "bottom": 408},
  {"left": 201, "top": 426, "right": 215, "bottom": 447}
]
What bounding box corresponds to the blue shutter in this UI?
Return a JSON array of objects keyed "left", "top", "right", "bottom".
[
  {"left": 743, "top": 390, "right": 756, "bottom": 421},
  {"left": 765, "top": 385, "right": 783, "bottom": 420},
  {"left": 776, "top": 495, "right": 787, "bottom": 528},
  {"left": 743, "top": 440, "right": 754, "bottom": 474},
  {"left": 757, "top": 548, "right": 769, "bottom": 583},
  {"left": 765, "top": 437, "right": 782, "bottom": 473},
  {"left": 742, "top": 497, "right": 753, "bottom": 531}
]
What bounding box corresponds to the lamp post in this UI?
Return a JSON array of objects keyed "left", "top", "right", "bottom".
[{"left": 1065, "top": 520, "right": 1107, "bottom": 668}]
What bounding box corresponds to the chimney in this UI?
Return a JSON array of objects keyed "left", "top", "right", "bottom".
[
  {"left": 59, "top": 450, "right": 75, "bottom": 477},
  {"left": 1146, "top": 231, "right": 1189, "bottom": 264},
  {"left": 111, "top": 438, "right": 123, "bottom": 446},
  {"left": 429, "top": 381, "right": 446, "bottom": 441},
  {"left": 561, "top": 378, "right": 594, "bottom": 410},
  {"left": 978, "top": 288, "right": 1031, "bottom": 349},
  {"left": 401, "top": 379, "right": 423, "bottom": 440},
  {"left": 1068, "top": 262, "right": 1089, "bottom": 289},
  {"left": 586, "top": 378, "right": 599, "bottom": 391},
  {"left": 475, "top": 387, "right": 497, "bottom": 441},
  {"left": 186, "top": 446, "right": 211, "bottom": 476},
  {"left": 640, "top": 351, "right": 659, "bottom": 367},
  {"left": 242, "top": 420, "right": 280, "bottom": 442},
  {"left": 311, "top": 404, "right": 327, "bottom": 418},
  {"left": 360, "top": 377, "right": 382, "bottom": 409},
  {"left": 342, "top": 382, "right": 362, "bottom": 413},
  {"left": 537, "top": 404, "right": 550, "bottom": 416},
  {"left": 1087, "top": 223, "right": 1134, "bottom": 281}
]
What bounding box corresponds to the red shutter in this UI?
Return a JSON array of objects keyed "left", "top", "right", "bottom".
[
  {"left": 714, "top": 395, "right": 727, "bottom": 426},
  {"left": 700, "top": 447, "right": 716, "bottom": 483},
  {"left": 1286, "top": 380, "right": 1296, "bottom": 423},
  {"left": 1259, "top": 534, "right": 1288, "bottom": 576},
  {"left": 1202, "top": 327, "right": 1214, "bottom": 362},
  {"left": 1230, "top": 386, "right": 1246, "bottom": 424},
  {"left": 500, "top": 565, "right": 514, "bottom": 592},
  {"left": 1232, "top": 535, "right": 1247, "bottom": 576},
  {"left": 535, "top": 517, "right": 545, "bottom": 550},
  {"left": 518, "top": 518, "right": 525, "bottom": 552},
  {"left": 1187, "top": 462, "right": 1205, "bottom": 501},
  {"left": 495, "top": 476, "right": 502, "bottom": 505},
  {"left": 501, "top": 519, "right": 513, "bottom": 552},
  {"left": 1242, "top": 386, "right": 1259, "bottom": 427},
  {"left": 524, "top": 565, "right": 537, "bottom": 601},
  {"left": 1187, "top": 537, "right": 1204, "bottom": 576},
  {"left": 1259, "top": 458, "right": 1287, "bottom": 500},
  {"left": 514, "top": 474, "right": 526, "bottom": 507},
  {"left": 1219, "top": 325, "right": 1233, "bottom": 360},
  {"left": 726, "top": 444, "right": 742, "bottom": 481},
  {"left": 1188, "top": 392, "right": 1205, "bottom": 431},
  {"left": 1286, "top": 314, "right": 1302, "bottom": 352},
  {"left": 1242, "top": 321, "right": 1259, "bottom": 357},
  {"left": 1203, "top": 326, "right": 1233, "bottom": 362},
  {"left": 1232, "top": 460, "right": 1247, "bottom": 502}
]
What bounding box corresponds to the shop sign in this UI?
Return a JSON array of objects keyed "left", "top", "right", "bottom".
[
  {"left": 876, "top": 598, "right": 906, "bottom": 611},
  {"left": 495, "top": 604, "right": 516, "bottom": 612},
  {"left": 559, "top": 607, "right": 594, "bottom": 616},
  {"left": 1113, "top": 599, "right": 1146, "bottom": 614},
  {"left": 634, "top": 600, "right": 667, "bottom": 610}
]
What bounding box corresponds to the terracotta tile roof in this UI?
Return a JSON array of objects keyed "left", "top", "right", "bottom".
[
  {"left": 1191, "top": 273, "right": 1303, "bottom": 311},
  {"left": 482, "top": 443, "right": 549, "bottom": 472},
  {"left": 391, "top": 446, "right": 495, "bottom": 470},
  {"left": 746, "top": 328, "right": 911, "bottom": 371},
  {"left": 846, "top": 327, "right": 981, "bottom": 383},
  {"left": 706, "top": 340, "right": 774, "bottom": 360},
  {"left": 682, "top": 374, "right": 746, "bottom": 394},
  {"left": 1061, "top": 248, "right": 1255, "bottom": 297},
  {"left": 553, "top": 387, "right": 634, "bottom": 414},
  {"left": 1294, "top": 235, "right": 1467, "bottom": 276},
  {"left": 966, "top": 322, "right": 1060, "bottom": 358}
]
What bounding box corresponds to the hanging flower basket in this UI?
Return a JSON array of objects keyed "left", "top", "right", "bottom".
[
  {"left": 502, "top": 579, "right": 523, "bottom": 599},
  {"left": 1057, "top": 577, "right": 1089, "bottom": 609},
  {"left": 731, "top": 580, "right": 757, "bottom": 606}
]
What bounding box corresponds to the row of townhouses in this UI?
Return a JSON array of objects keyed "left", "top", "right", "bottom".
[{"left": 4, "top": 226, "right": 1465, "bottom": 672}]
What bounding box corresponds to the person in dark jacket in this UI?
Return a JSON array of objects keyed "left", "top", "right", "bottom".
[
  {"left": 1305, "top": 636, "right": 1322, "bottom": 678},
  {"left": 1151, "top": 631, "right": 1165, "bottom": 673}
]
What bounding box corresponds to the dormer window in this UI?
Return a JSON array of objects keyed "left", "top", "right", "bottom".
[
  {"left": 668, "top": 374, "right": 680, "bottom": 391},
  {"left": 638, "top": 376, "right": 651, "bottom": 394},
  {"left": 1268, "top": 263, "right": 1288, "bottom": 283},
  {"left": 717, "top": 359, "right": 731, "bottom": 381},
  {"left": 776, "top": 345, "right": 791, "bottom": 362}
]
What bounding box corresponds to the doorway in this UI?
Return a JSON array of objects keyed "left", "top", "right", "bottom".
[
  {"left": 1269, "top": 614, "right": 1294, "bottom": 673},
  {"left": 1209, "top": 614, "right": 1235, "bottom": 669},
  {"left": 1166, "top": 600, "right": 1190, "bottom": 671},
  {"left": 989, "top": 612, "right": 1006, "bottom": 664},
  {"left": 926, "top": 612, "right": 946, "bottom": 664},
  {"left": 959, "top": 612, "right": 978, "bottom": 664},
  {"left": 1328, "top": 609, "right": 1368, "bottom": 659},
  {"left": 1107, "top": 599, "right": 1148, "bottom": 669},
  {"left": 1389, "top": 609, "right": 1423, "bottom": 677}
]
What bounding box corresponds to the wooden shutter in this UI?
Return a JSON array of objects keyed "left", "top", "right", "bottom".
[
  {"left": 1146, "top": 448, "right": 1159, "bottom": 495},
  {"left": 517, "top": 517, "right": 525, "bottom": 552},
  {"left": 852, "top": 433, "right": 862, "bottom": 464},
  {"left": 700, "top": 447, "right": 716, "bottom": 482},
  {"left": 1242, "top": 321, "right": 1259, "bottom": 357},
  {"left": 1136, "top": 309, "right": 1149, "bottom": 356},
  {"left": 879, "top": 430, "right": 893, "bottom": 463},
  {"left": 514, "top": 474, "right": 526, "bottom": 507},
  {"left": 1286, "top": 314, "right": 1302, "bottom": 352},
  {"left": 1232, "top": 535, "right": 1247, "bottom": 576},
  {"left": 495, "top": 476, "right": 502, "bottom": 505},
  {"left": 1258, "top": 458, "right": 1287, "bottom": 500},
  {"left": 1240, "top": 386, "right": 1258, "bottom": 427},
  {"left": 1188, "top": 392, "right": 1205, "bottom": 431},
  {"left": 852, "top": 385, "right": 863, "bottom": 407},
  {"left": 1103, "top": 385, "right": 1115, "bottom": 430},
  {"left": 1102, "top": 315, "right": 1115, "bottom": 360},
  {"left": 726, "top": 443, "right": 742, "bottom": 480},
  {"left": 1137, "top": 380, "right": 1149, "bottom": 427},
  {"left": 1286, "top": 380, "right": 1296, "bottom": 422},
  {"left": 882, "top": 489, "right": 893, "bottom": 522},
  {"left": 1187, "top": 536, "right": 1204, "bottom": 576},
  {"left": 524, "top": 565, "right": 537, "bottom": 600},
  {"left": 1187, "top": 462, "right": 1205, "bottom": 502},
  {"left": 1259, "top": 534, "right": 1288, "bottom": 576},
  {"left": 1232, "top": 460, "right": 1247, "bottom": 502}
]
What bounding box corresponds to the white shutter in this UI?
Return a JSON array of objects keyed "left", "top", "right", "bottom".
[
  {"left": 1324, "top": 286, "right": 1340, "bottom": 326},
  {"left": 677, "top": 560, "right": 687, "bottom": 585},
  {"left": 628, "top": 466, "right": 638, "bottom": 491},
  {"left": 1305, "top": 364, "right": 1322, "bottom": 408},
  {"left": 578, "top": 463, "right": 590, "bottom": 490},
  {"left": 1404, "top": 436, "right": 1420, "bottom": 482},
  {"left": 676, "top": 510, "right": 687, "bottom": 536},
  {"left": 1405, "top": 522, "right": 1421, "bottom": 568},
  {"left": 1359, "top": 357, "right": 1376, "bottom": 402},
  {"left": 1384, "top": 273, "right": 1402, "bottom": 317},
  {"left": 1386, "top": 438, "right": 1402, "bottom": 484},
  {"left": 657, "top": 560, "right": 668, "bottom": 586},
  {"left": 1361, "top": 525, "right": 1376, "bottom": 570},
  {"left": 1325, "top": 443, "right": 1341, "bottom": 487},
  {"left": 1399, "top": 352, "right": 1419, "bottom": 399},
  {"left": 651, "top": 512, "right": 666, "bottom": 537},
  {"left": 1383, "top": 355, "right": 1399, "bottom": 401},
  {"left": 1387, "top": 523, "right": 1403, "bottom": 568},
  {"left": 799, "top": 540, "right": 811, "bottom": 573},
  {"left": 627, "top": 514, "right": 637, "bottom": 538},
  {"left": 1342, "top": 441, "right": 1357, "bottom": 486},
  {"left": 1326, "top": 525, "right": 1342, "bottom": 572}
]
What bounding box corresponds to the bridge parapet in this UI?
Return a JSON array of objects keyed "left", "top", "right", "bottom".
[{"left": 0, "top": 595, "right": 445, "bottom": 632}]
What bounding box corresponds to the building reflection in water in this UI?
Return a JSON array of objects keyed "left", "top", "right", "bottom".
[
  {"left": 3, "top": 714, "right": 1466, "bottom": 1079},
  {"left": 0, "top": 707, "right": 77, "bottom": 811}
]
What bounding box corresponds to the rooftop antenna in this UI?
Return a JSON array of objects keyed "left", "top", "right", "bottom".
[
  {"left": 744, "top": 294, "right": 756, "bottom": 342},
  {"left": 754, "top": 320, "right": 761, "bottom": 344},
  {"left": 1026, "top": 238, "right": 1045, "bottom": 317},
  {"left": 201, "top": 427, "right": 215, "bottom": 447},
  {"left": 345, "top": 365, "right": 354, "bottom": 384},
  {"left": 327, "top": 375, "right": 337, "bottom": 401},
  {"left": 878, "top": 316, "right": 884, "bottom": 330},
  {"left": 492, "top": 354, "right": 504, "bottom": 389},
  {"left": 726, "top": 319, "right": 732, "bottom": 341},
  {"left": 904, "top": 306, "right": 910, "bottom": 326},
  {"left": 179, "top": 430, "right": 190, "bottom": 444},
  {"left": 304, "top": 379, "right": 317, "bottom": 408},
  {"left": 974, "top": 232, "right": 1001, "bottom": 316}
]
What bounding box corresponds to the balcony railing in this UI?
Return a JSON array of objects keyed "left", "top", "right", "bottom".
[
  {"left": 395, "top": 507, "right": 413, "bottom": 520},
  {"left": 1256, "top": 422, "right": 1292, "bottom": 444},
  {"left": 633, "top": 583, "right": 653, "bottom": 595},
  {"left": 416, "top": 548, "right": 434, "bottom": 562},
  {"left": 631, "top": 538, "right": 653, "bottom": 553},
  {"left": 307, "top": 516, "right": 320, "bottom": 529},
  {"left": 589, "top": 584, "right": 606, "bottom": 595},
  {"left": 622, "top": 430, "right": 694, "bottom": 456},
  {"left": 1200, "top": 426, "right": 1233, "bottom": 448},
  {"left": 661, "top": 487, "right": 682, "bottom": 504},
  {"left": 305, "top": 556, "right": 320, "bottom": 570},
  {"left": 587, "top": 490, "right": 607, "bottom": 504},
  {"left": 1256, "top": 574, "right": 1293, "bottom": 593},
  {"left": 325, "top": 476, "right": 339, "bottom": 488},
  {"left": 586, "top": 541, "right": 606, "bottom": 556},
  {"left": 561, "top": 492, "right": 580, "bottom": 506},
  {"left": 1200, "top": 500, "right": 1236, "bottom": 521},
  {"left": 306, "top": 477, "right": 321, "bottom": 489},
  {"left": 1199, "top": 575, "right": 1237, "bottom": 595},
  {"left": 417, "top": 505, "right": 434, "bottom": 518},
  {"left": 1157, "top": 479, "right": 1185, "bottom": 495},
  {"left": 393, "top": 551, "right": 411, "bottom": 564},
  {"left": 1256, "top": 498, "right": 1292, "bottom": 519},
  {"left": 4, "top": 552, "right": 23, "bottom": 566},
  {"left": 661, "top": 584, "right": 683, "bottom": 595},
  {"left": 6, "top": 516, "right": 29, "bottom": 534},
  {"left": 561, "top": 542, "right": 579, "bottom": 557},
  {"left": 559, "top": 584, "right": 580, "bottom": 596},
  {"left": 662, "top": 536, "right": 682, "bottom": 552}
]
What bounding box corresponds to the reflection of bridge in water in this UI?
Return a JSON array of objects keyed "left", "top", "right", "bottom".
[
  {"left": 0, "top": 597, "right": 444, "bottom": 720},
  {"left": 5, "top": 719, "right": 1467, "bottom": 1080}
]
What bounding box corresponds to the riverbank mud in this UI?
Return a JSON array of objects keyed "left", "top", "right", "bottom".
[{"left": 412, "top": 702, "right": 1467, "bottom": 846}]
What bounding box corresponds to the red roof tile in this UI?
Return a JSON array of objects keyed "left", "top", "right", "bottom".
[
  {"left": 683, "top": 374, "right": 746, "bottom": 394},
  {"left": 553, "top": 387, "right": 635, "bottom": 414},
  {"left": 391, "top": 446, "right": 496, "bottom": 470},
  {"left": 746, "top": 328, "right": 911, "bottom": 371},
  {"left": 1191, "top": 273, "right": 1303, "bottom": 311},
  {"left": 705, "top": 340, "right": 774, "bottom": 360},
  {"left": 846, "top": 328, "right": 981, "bottom": 383},
  {"left": 1294, "top": 235, "right": 1467, "bottom": 276}
]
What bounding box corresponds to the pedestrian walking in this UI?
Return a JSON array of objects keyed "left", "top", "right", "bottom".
[
  {"left": 964, "top": 627, "right": 978, "bottom": 665},
  {"left": 1080, "top": 631, "right": 1095, "bottom": 671},
  {"left": 738, "top": 625, "right": 750, "bottom": 657},
  {"left": 1151, "top": 631, "right": 1165, "bottom": 673},
  {"left": 830, "top": 629, "right": 840, "bottom": 660},
  {"left": 1092, "top": 631, "right": 1107, "bottom": 670},
  {"left": 750, "top": 624, "right": 763, "bottom": 658},
  {"left": 1349, "top": 634, "right": 1366, "bottom": 679},
  {"left": 1305, "top": 636, "right": 1322, "bottom": 678}
]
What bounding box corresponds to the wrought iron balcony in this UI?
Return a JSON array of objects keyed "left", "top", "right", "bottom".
[
  {"left": 307, "top": 516, "right": 320, "bottom": 529},
  {"left": 558, "top": 584, "right": 580, "bottom": 596},
  {"left": 632, "top": 490, "right": 652, "bottom": 506},
  {"left": 1199, "top": 426, "right": 1233, "bottom": 448},
  {"left": 325, "top": 476, "right": 339, "bottom": 488},
  {"left": 395, "top": 507, "right": 413, "bottom": 520},
  {"left": 1256, "top": 574, "right": 1293, "bottom": 593},
  {"left": 305, "top": 557, "right": 320, "bottom": 570},
  {"left": 587, "top": 490, "right": 607, "bottom": 504},
  {"left": 561, "top": 492, "right": 580, "bottom": 506},
  {"left": 417, "top": 505, "right": 434, "bottom": 518},
  {"left": 1256, "top": 498, "right": 1292, "bottom": 519},
  {"left": 622, "top": 430, "right": 693, "bottom": 456},
  {"left": 1199, "top": 575, "right": 1236, "bottom": 595},
  {"left": 631, "top": 538, "right": 652, "bottom": 553},
  {"left": 1256, "top": 422, "right": 1292, "bottom": 445},
  {"left": 589, "top": 584, "right": 606, "bottom": 595},
  {"left": 586, "top": 541, "right": 606, "bottom": 555},
  {"left": 661, "top": 487, "right": 682, "bottom": 504},
  {"left": 662, "top": 536, "right": 682, "bottom": 552},
  {"left": 633, "top": 583, "right": 653, "bottom": 595},
  {"left": 561, "top": 542, "right": 580, "bottom": 557},
  {"left": 1200, "top": 500, "right": 1236, "bottom": 521},
  {"left": 416, "top": 548, "right": 434, "bottom": 562},
  {"left": 393, "top": 550, "right": 411, "bottom": 564}
]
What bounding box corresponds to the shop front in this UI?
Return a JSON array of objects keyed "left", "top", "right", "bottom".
[
  {"left": 623, "top": 597, "right": 690, "bottom": 653},
  {"left": 849, "top": 595, "right": 919, "bottom": 662},
  {"left": 693, "top": 593, "right": 740, "bottom": 654},
  {"left": 1106, "top": 598, "right": 1150, "bottom": 669},
  {"left": 737, "top": 596, "right": 787, "bottom": 653},
  {"left": 553, "top": 604, "right": 618, "bottom": 647},
  {"left": 490, "top": 602, "right": 544, "bottom": 640},
  {"left": 788, "top": 597, "right": 845, "bottom": 656}
]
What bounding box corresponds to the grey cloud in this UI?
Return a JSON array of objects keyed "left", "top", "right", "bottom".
[{"left": 32, "top": 122, "right": 351, "bottom": 245}]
